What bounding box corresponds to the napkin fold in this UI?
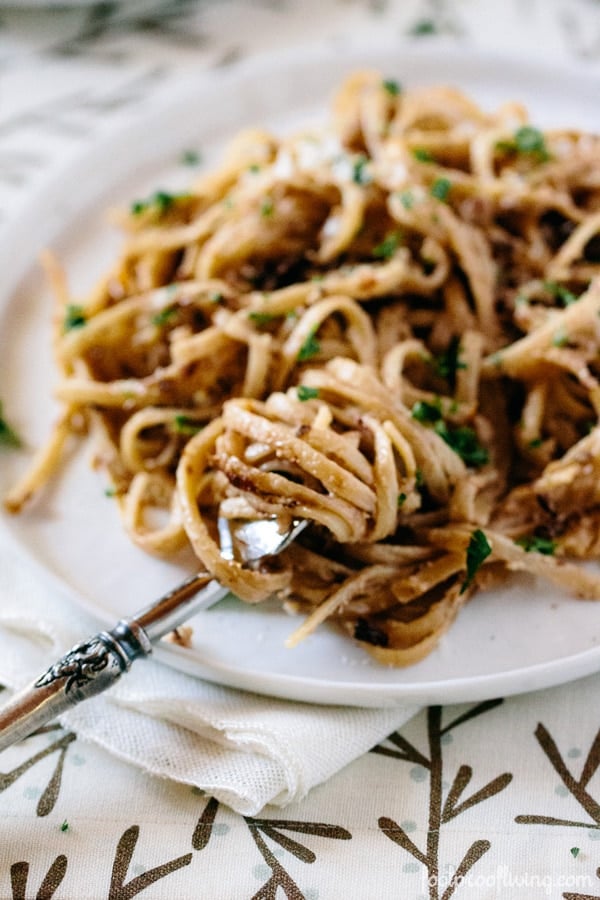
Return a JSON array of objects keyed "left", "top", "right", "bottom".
[{"left": 0, "top": 548, "right": 418, "bottom": 815}]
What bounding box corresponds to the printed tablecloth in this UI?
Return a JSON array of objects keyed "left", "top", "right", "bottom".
[{"left": 0, "top": 2, "right": 599, "bottom": 898}]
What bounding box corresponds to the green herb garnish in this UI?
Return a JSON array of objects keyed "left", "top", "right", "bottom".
[
  {"left": 399, "top": 190, "right": 414, "bottom": 210},
  {"left": 0, "top": 402, "right": 21, "bottom": 448},
  {"left": 63, "top": 304, "right": 86, "bottom": 331},
  {"left": 461, "top": 529, "right": 492, "bottom": 593},
  {"left": 516, "top": 534, "right": 556, "bottom": 555},
  {"left": 151, "top": 306, "right": 178, "bottom": 327},
  {"left": 60, "top": 820, "right": 69, "bottom": 832},
  {"left": 570, "top": 847, "right": 580, "bottom": 859},
  {"left": 544, "top": 281, "right": 578, "bottom": 307},
  {"left": 297, "top": 328, "right": 321, "bottom": 361},
  {"left": 435, "top": 422, "right": 489, "bottom": 468},
  {"left": 173, "top": 415, "right": 203, "bottom": 435},
  {"left": 411, "top": 399, "right": 442, "bottom": 424},
  {"left": 352, "top": 155, "right": 371, "bottom": 185},
  {"left": 260, "top": 198, "right": 275, "bottom": 218},
  {"left": 248, "top": 311, "right": 277, "bottom": 327},
  {"left": 409, "top": 18, "right": 437, "bottom": 36},
  {"left": 497, "top": 126, "right": 551, "bottom": 163},
  {"left": 514, "top": 126, "right": 549, "bottom": 158},
  {"left": 180, "top": 149, "right": 201, "bottom": 166},
  {"left": 411, "top": 399, "right": 488, "bottom": 467},
  {"left": 432, "top": 336, "right": 466, "bottom": 384},
  {"left": 430, "top": 177, "right": 452, "bottom": 202},
  {"left": 528, "top": 436, "right": 543, "bottom": 448},
  {"left": 397, "top": 492, "right": 407, "bottom": 507},
  {"left": 297, "top": 385, "right": 320, "bottom": 401},
  {"left": 373, "top": 230, "right": 403, "bottom": 260},
  {"left": 131, "top": 190, "right": 188, "bottom": 216},
  {"left": 382, "top": 78, "right": 401, "bottom": 97},
  {"left": 412, "top": 147, "right": 433, "bottom": 163}
]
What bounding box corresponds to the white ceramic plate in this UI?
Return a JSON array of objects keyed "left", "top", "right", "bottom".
[{"left": 1, "top": 43, "right": 600, "bottom": 707}]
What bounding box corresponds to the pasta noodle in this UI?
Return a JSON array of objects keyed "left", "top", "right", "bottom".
[{"left": 5, "top": 71, "right": 600, "bottom": 665}]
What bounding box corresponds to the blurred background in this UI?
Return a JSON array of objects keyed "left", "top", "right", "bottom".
[{"left": 0, "top": 0, "right": 599, "bottom": 236}]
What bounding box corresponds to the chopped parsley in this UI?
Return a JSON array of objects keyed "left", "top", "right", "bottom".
[
  {"left": 351, "top": 154, "right": 372, "bottom": 185},
  {"left": 516, "top": 534, "right": 556, "bottom": 555},
  {"left": 461, "top": 529, "right": 492, "bottom": 594},
  {"left": 60, "top": 820, "right": 69, "bottom": 832},
  {"left": 248, "top": 163, "right": 261, "bottom": 174},
  {"left": 514, "top": 126, "right": 549, "bottom": 157},
  {"left": 408, "top": 18, "right": 437, "bottom": 36},
  {"left": 435, "top": 422, "right": 489, "bottom": 468},
  {"left": 544, "top": 281, "right": 578, "bottom": 307},
  {"left": 570, "top": 847, "right": 580, "bottom": 859},
  {"left": 411, "top": 399, "right": 442, "bottom": 424},
  {"left": 151, "top": 306, "right": 178, "bottom": 327},
  {"left": 412, "top": 399, "right": 488, "bottom": 467},
  {"left": 173, "top": 415, "right": 203, "bottom": 435},
  {"left": 104, "top": 486, "right": 117, "bottom": 498},
  {"left": 497, "top": 126, "right": 551, "bottom": 163},
  {"left": 430, "top": 177, "right": 452, "bottom": 202},
  {"left": 297, "top": 328, "right": 321, "bottom": 361},
  {"left": 382, "top": 78, "right": 402, "bottom": 97},
  {"left": 248, "top": 311, "right": 277, "bottom": 326},
  {"left": 209, "top": 292, "right": 223, "bottom": 304},
  {"left": 412, "top": 147, "right": 433, "bottom": 163},
  {"left": 373, "top": 230, "right": 403, "bottom": 260},
  {"left": 63, "top": 304, "right": 86, "bottom": 331},
  {"left": 399, "top": 190, "right": 415, "bottom": 210},
  {"left": 297, "top": 385, "right": 320, "bottom": 401},
  {"left": 0, "top": 402, "right": 21, "bottom": 448},
  {"left": 260, "top": 198, "right": 275, "bottom": 218},
  {"left": 432, "top": 336, "right": 466, "bottom": 384},
  {"left": 131, "top": 190, "right": 189, "bottom": 216},
  {"left": 180, "top": 149, "right": 201, "bottom": 166},
  {"left": 397, "top": 492, "right": 407, "bottom": 507}
]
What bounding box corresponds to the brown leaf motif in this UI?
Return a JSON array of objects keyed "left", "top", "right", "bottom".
[{"left": 377, "top": 703, "right": 512, "bottom": 900}]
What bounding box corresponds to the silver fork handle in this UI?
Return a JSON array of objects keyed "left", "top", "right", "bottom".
[{"left": 0, "top": 572, "right": 228, "bottom": 753}]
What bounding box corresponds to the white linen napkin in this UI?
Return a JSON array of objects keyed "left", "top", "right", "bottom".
[{"left": 0, "top": 546, "right": 418, "bottom": 815}]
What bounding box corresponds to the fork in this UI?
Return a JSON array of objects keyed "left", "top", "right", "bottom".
[{"left": 0, "top": 515, "right": 306, "bottom": 752}]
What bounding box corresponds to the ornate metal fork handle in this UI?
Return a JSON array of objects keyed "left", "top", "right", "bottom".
[
  {"left": 0, "top": 514, "right": 307, "bottom": 752},
  {"left": 0, "top": 571, "right": 226, "bottom": 753}
]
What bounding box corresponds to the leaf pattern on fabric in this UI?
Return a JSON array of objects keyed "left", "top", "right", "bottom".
[
  {"left": 377, "top": 703, "right": 512, "bottom": 900},
  {"left": 516, "top": 724, "right": 600, "bottom": 899}
]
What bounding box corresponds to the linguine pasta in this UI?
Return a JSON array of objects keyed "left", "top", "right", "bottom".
[{"left": 5, "top": 71, "right": 600, "bottom": 665}]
